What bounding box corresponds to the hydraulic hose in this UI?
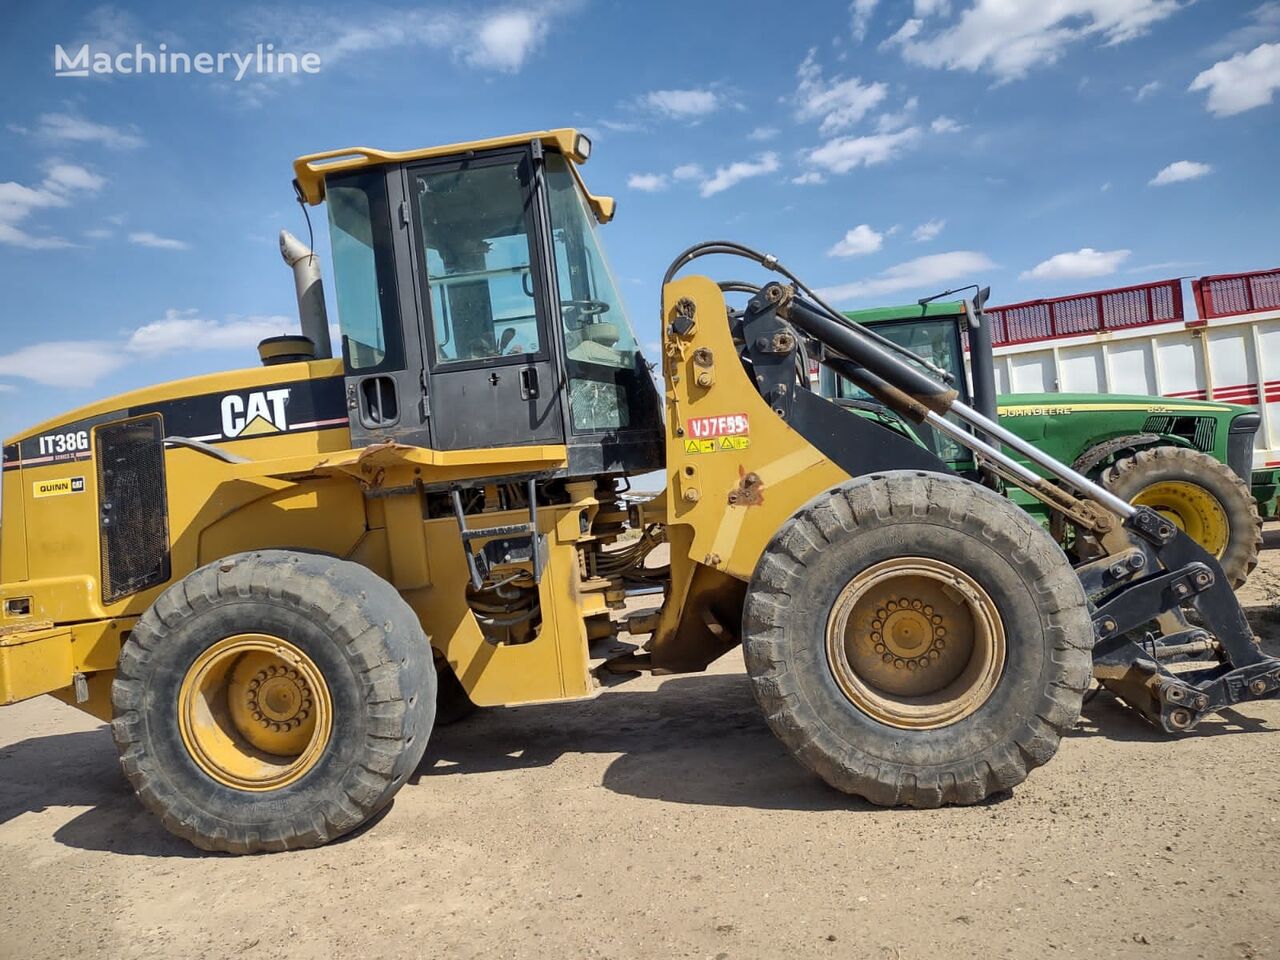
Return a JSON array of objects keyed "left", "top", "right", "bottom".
[{"left": 664, "top": 241, "right": 954, "bottom": 382}]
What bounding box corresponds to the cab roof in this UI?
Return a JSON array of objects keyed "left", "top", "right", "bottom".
[{"left": 291, "top": 127, "right": 615, "bottom": 223}]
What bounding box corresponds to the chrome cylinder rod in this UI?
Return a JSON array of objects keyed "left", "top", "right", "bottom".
[
  {"left": 943, "top": 400, "right": 1138, "bottom": 519},
  {"left": 922, "top": 412, "right": 1042, "bottom": 486}
]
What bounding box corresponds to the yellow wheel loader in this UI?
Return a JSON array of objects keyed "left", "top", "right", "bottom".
[{"left": 1, "top": 129, "right": 1276, "bottom": 853}]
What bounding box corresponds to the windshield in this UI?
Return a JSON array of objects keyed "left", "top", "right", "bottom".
[
  {"left": 543, "top": 153, "right": 646, "bottom": 434},
  {"left": 826, "top": 316, "right": 971, "bottom": 465}
]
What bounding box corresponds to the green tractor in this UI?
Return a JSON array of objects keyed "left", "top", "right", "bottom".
[{"left": 818, "top": 298, "right": 1265, "bottom": 588}]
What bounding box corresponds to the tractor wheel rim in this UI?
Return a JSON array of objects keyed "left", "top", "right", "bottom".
[
  {"left": 825, "top": 557, "right": 1006, "bottom": 730},
  {"left": 1130, "top": 480, "right": 1229, "bottom": 558},
  {"left": 178, "top": 633, "right": 332, "bottom": 791}
]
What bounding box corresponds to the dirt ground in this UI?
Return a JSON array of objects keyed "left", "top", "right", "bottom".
[{"left": 3, "top": 530, "right": 1280, "bottom": 960}]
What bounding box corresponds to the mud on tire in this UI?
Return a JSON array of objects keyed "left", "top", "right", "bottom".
[
  {"left": 742, "top": 471, "right": 1093, "bottom": 808},
  {"left": 111, "top": 549, "right": 435, "bottom": 853}
]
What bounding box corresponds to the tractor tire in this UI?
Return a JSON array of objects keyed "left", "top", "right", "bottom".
[
  {"left": 742, "top": 471, "right": 1093, "bottom": 808},
  {"left": 111, "top": 550, "right": 435, "bottom": 853},
  {"left": 434, "top": 659, "right": 479, "bottom": 725},
  {"left": 1101, "top": 446, "right": 1262, "bottom": 589}
]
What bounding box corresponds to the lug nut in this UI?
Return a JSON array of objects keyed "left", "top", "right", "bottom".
[
  {"left": 1168, "top": 708, "right": 1192, "bottom": 730},
  {"left": 1250, "top": 679, "right": 1267, "bottom": 696}
]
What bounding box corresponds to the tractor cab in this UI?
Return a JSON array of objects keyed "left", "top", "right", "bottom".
[
  {"left": 818, "top": 301, "right": 981, "bottom": 471},
  {"left": 292, "top": 129, "right": 662, "bottom": 479}
]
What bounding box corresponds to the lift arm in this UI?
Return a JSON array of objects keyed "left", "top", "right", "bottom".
[{"left": 739, "top": 280, "right": 1280, "bottom": 732}]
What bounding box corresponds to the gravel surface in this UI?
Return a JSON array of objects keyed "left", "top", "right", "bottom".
[{"left": 2, "top": 527, "right": 1279, "bottom": 960}]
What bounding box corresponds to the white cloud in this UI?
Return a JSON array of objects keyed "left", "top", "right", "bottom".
[
  {"left": 44, "top": 163, "right": 106, "bottom": 193},
  {"left": 930, "top": 115, "right": 964, "bottom": 133},
  {"left": 84, "top": 227, "right": 114, "bottom": 240},
  {"left": 465, "top": 10, "right": 547, "bottom": 70},
  {"left": 31, "top": 113, "right": 144, "bottom": 150},
  {"left": 642, "top": 88, "right": 720, "bottom": 120},
  {"left": 914, "top": 0, "right": 950, "bottom": 15},
  {"left": 129, "top": 231, "right": 189, "bottom": 250},
  {"left": 0, "top": 161, "right": 105, "bottom": 250},
  {"left": 1022, "top": 247, "right": 1131, "bottom": 280},
  {"left": 1134, "top": 79, "right": 1160, "bottom": 100},
  {"left": 699, "top": 153, "right": 780, "bottom": 197},
  {"left": 791, "top": 171, "right": 826, "bottom": 185},
  {"left": 851, "top": 0, "right": 880, "bottom": 41},
  {"left": 828, "top": 224, "right": 884, "bottom": 257},
  {"left": 0, "top": 310, "right": 298, "bottom": 388},
  {"left": 126, "top": 310, "right": 292, "bottom": 355},
  {"left": 882, "top": 18, "right": 923, "bottom": 47},
  {"left": 1149, "top": 160, "right": 1213, "bottom": 185},
  {"left": 626, "top": 172, "right": 668, "bottom": 192},
  {"left": 1204, "top": 3, "right": 1280, "bottom": 58},
  {"left": 876, "top": 96, "right": 919, "bottom": 132},
  {"left": 238, "top": 3, "right": 568, "bottom": 83},
  {"left": 1190, "top": 42, "right": 1280, "bottom": 116},
  {"left": 807, "top": 127, "right": 922, "bottom": 173},
  {"left": 897, "top": 0, "right": 1182, "bottom": 82},
  {"left": 672, "top": 163, "right": 704, "bottom": 181},
  {"left": 747, "top": 126, "right": 780, "bottom": 141},
  {"left": 816, "top": 250, "right": 996, "bottom": 303},
  {"left": 0, "top": 341, "right": 125, "bottom": 387},
  {"left": 794, "top": 50, "right": 888, "bottom": 134},
  {"left": 912, "top": 218, "right": 945, "bottom": 241}
]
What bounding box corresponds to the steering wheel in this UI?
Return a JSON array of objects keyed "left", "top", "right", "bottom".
[{"left": 560, "top": 299, "right": 610, "bottom": 329}]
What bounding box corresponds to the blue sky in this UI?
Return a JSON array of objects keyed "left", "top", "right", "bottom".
[{"left": 1, "top": 0, "right": 1278, "bottom": 440}]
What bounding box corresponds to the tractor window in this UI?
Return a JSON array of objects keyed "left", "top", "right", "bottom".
[
  {"left": 830, "top": 317, "right": 969, "bottom": 464},
  {"left": 413, "top": 160, "right": 542, "bottom": 364},
  {"left": 543, "top": 153, "right": 644, "bottom": 434},
  {"left": 831, "top": 318, "right": 963, "bottom": 403},
  {"left": 326, "top": 173, "right": 404, "bottom": 372}
]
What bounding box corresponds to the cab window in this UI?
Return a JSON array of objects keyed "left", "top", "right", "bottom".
[
  {"left": 413, "top": 159, "right": 542, "bottom": 365},
  {"left": 326, "top": 172, "right": 404, "bottom": 372}
]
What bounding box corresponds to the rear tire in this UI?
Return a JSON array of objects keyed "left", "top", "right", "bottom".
[
  {"left": 434, "top": 658, "right": 478, "bottom": 725},
  {"left": 1101, "top": 446, "right": 1261, "bottom": 588},
  {"left": 111, "top": 550, "right": 435, "bottom": 853},
  {"left": 742, "top": 471, "right": 1093, "bottom": 808}
]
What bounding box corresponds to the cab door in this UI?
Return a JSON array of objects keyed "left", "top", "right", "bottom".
[{"left": 405, "top": 149, "right": 565, "bottom": 450}]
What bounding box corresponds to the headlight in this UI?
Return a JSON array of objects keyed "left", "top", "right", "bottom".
[{"left": 575, "top": 133, "right": 592, "bottom": 162}]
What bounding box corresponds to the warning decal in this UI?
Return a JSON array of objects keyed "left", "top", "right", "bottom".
[
  {"left": 32, "top": 476, "right": 85, "bottom": 499},
  {"left": 683, "top": 414, "right": 751, "bottom": 455}
]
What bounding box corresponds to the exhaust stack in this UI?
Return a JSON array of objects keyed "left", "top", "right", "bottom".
[{"left": 279, "top": 229, "right": 333, "bottom": 359}]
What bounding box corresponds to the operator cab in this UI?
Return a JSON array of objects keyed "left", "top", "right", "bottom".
[{"left": 293, "top": 129, "right": 662, "bottom": 479}]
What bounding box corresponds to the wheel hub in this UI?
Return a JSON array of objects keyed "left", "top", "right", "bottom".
[
  {"left": 178, "top": 634, "right": 332, "bottom": 792},
  {"left": 874, "top": 600, "right": 946, "bottom": 668},
  {"left": 246, "top": 666, "right": 314, "bottom": 729},
  {"left": 826, "top": 557, "right": 1006, "bottom": 729},
  {"left": 1130, "top": 480, "right": 1229, "bottom": 558}
]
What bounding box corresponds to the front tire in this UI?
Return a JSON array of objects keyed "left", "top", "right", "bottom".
[
  {"left": 111, "top": 550, "right": 435, "bottom": 853},
  {"left": 742, "top": 472, "right": 1093, "bottom": 808}
]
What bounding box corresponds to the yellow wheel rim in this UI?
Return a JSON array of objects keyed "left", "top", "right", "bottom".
[
  {"left": 825, "top": 557, "right": 1006, "bottom": 730},
  {"left": 1130, "top": 480, "right": 1229, "bottom": 558},
  {"left": 178, "top": 634, "right": 332, "bottom": 791}
]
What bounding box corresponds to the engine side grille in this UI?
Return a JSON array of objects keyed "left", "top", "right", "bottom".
[
  {"left": 96, "top": 415, "right": 170, "bottom": 603},
  {"left": 1142, "top": 414, "right": 1216, "bottom": 453}
]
